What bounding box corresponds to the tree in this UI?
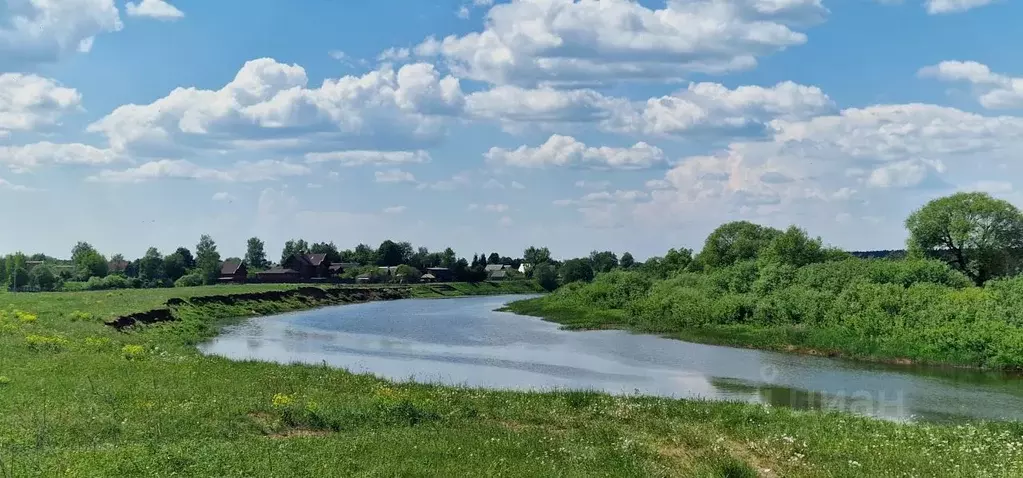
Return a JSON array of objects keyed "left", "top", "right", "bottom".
[
  {"left": 620, "top": 252, "right": 635, "bottom": 269},
  {"left": 310, "top": 241, "right": 342, "bottom": 263},
  {"left": 71, "top": 242, "right": 108, "bottom": 280},
  {"left": 696, "top": 221, "right": 782, "bottom": 269},
  {"left": 5, "top": 253, "right": 28, "bottom": 289},
  {"left": 163, "top": 253, "right": 188, "bottom": 281},
  {"left": 174, "top": 247, "right": 196, "bottom": 269},
  {"left": 245, "top": 237, "right": 269, "bottom": 269},
  {"left": 906, "top": 192, "right": 1023, "bottom": 285},
  {"left": 487, "top": 252, "right": 501, "bottom": 264},
  {"left": 376, "top": 240, "right": 404, "bottom": 266},
  {"left": 560, "top": 259, "right": 594, "bottom": 284},
  {"left": 758, "top": 226, "right": 829, "bottom": 268},
  {"left": 523, "top": 246, "right": 552, "bottom": 265},
  {"left": 395, "top": 265, "right": 422, "bottom": 284},
  {"left": 534, "top": 263, "right": 559, "bottom": 292},
  {"left": 281, "top": 239, "right": 310, "bottom": 264},
  {"left": 478, "top": 253, "right": 488, "bottom": 267},
  {"left": 29, "top": 264, "right": 59, "bottom": 291},
  {"left": 138, "top": 247, "right": 165, "bottom": 282},
  {"left": 471, "top": 254, "right": 480, "bottom": 268},
  {"left": 441, "top": 248, "right": 457, "bottom": 268},
  {"left": 354, "top": 244, "right": 377, "bottom": 265},
  {"left": 589, "top": 250, "right": 619, "bottom": 273},
  {"left": 195, "top": 234, "right": 222, "bottom": 285},
  {"left": 397, "top": 242, "right": 415, "bottom": 265}
]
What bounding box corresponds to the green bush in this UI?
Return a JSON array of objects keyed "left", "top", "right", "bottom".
[{"left": 174, "top": 274, "right": 203, "bottom": 288}]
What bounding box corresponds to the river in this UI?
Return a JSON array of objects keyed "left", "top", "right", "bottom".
[{"left": 198, "top": 294, "right": 1023, "bottom": 423}]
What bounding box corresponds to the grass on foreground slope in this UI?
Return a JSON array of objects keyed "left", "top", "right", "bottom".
[{"left": 0, "top": 285, "right": 1021, "bottom": 476}]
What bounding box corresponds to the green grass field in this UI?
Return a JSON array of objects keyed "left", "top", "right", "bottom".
[{"left": 1, "top": 284, "right": 1022, "bottom": 476}]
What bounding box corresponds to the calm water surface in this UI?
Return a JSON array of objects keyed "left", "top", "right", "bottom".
[{"left": 198, "top": 295, "right": 1023, "bottom": 423}]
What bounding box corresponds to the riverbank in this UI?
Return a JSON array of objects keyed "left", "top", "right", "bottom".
[{"left": 1, "top": 285, "right": 1022, "bottom": 476}]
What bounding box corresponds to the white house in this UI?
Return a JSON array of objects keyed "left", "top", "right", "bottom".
[{"left": 518, "top": 263, "right": 533, "bottom": 274}]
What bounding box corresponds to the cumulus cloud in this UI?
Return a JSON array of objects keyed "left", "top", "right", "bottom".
[
  {"left": 305, "top": 150, "right": 431, "bottom": 166},
  {"left": 0, "top": 177, "right": 33, "bottom": 192},
  {"left": 485, "top": 134, "right": 665, "bottom": 170},
  {"left": 0, "top": 142, "right": 119, "bottom": 172},
  {"left": 374, "top": 169, "right": 417, "bottom": 183},
  {"left": 87, "top": 159, "right": 310, "bottom": 183},
  {"left": 416, "top": 0, "right": 826, "bottom": 86},
  {"left": 919, "top": 60, "right": 1023, "bottom": 109},
  {"left": 382, "top": 205, "right": 407, "bottom": 214},
  {"left": 606, "top": 81, "right": 834, "bottom": 136},
  {"left": 925, "top": 0, "right": 996, "bottom": 14},
  {"left": 212, "top": 192, "right": 235, "bottom": 201},
  {"left": 125, "top": 0, "right": 185, "bottom": 20},
  {"left": 0, "top": 0, "right": 123, "bottom": 68},
  {"left": 0, "top": 74, "right": 82, "bottom": 136},
  {"left": 87, "top": 59, "right": 465, "bottom": 157}
]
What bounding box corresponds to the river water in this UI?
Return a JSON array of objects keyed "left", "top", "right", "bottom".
[{"left": 198, "top": 294, "right": 1023, "bottom": 423}]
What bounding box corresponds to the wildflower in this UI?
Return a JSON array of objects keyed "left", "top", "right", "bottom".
[
  {"left": 121, "top": 344, "right": 146, "bottom": 360},
  {"left": 0, "top": 376, "right": 10, "bottom": 386},
  {"left": 25, "top": 334, "right": 69, "bottom": 351},
  {"left": 14, "top": 310, "right": 37, "bottom": 324},
  {"left": 272, "top": 393, "right": 295, "bottom": 408}
]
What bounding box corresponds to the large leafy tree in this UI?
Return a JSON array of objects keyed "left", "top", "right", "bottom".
[
  {"left": 174, "top": 247, "right": 196, "bottom": 269},
  {"left": 560, "top": 259, "right": 595, "bottom": 284},
  {"left": 589, "top": 250, "right": 619, "bottom": 273},
  {"left": 71, "top": 242, "right": 108, "bottom": 280},
  {"left": 696, "top": 221, "right": 782, "bottom": 269},
  {"left": 138, "top": 247, "right": 165, "bottom": 282},
  {"left": 906, "top": 192, "right": 1023, "bottom": 285},
  {"left": 280, "top": 239, "right": 310, "bottom": 264},
  {"left": 758, "top": 226, "right": 828, "bottom": 268},
  {"left": 619, "top": 252, "right": 635, "bottom": 269},
  {"left": 245, "top": 237, "right": 269, "bottom": 269},
  {"left": 523, "top": 246, "right": 552, "bottom": 265},
  {"left": 163, "top": 253, "right": 188, "bottom": 281},
  {"left": 195, "top": 234, "right": 222, "bottom": 285},
  {"left": 353, "top": 244, "right": 377, "bottom": 265},
  {"left": 376, "top": 240, "right": 404, "bottom": 266},
  {"left": 29, "top": 264, "right": 59, "bottom": 291}
]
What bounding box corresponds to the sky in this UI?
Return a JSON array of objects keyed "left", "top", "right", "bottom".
[{"left": 3, "top": 0, "right": 1023, "bottom": 261}]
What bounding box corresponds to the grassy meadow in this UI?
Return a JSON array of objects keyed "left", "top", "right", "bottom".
[{"left": 1, "top": 283, "right": 1023, "bottom": 476}]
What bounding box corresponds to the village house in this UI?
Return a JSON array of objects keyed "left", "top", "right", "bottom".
[
  {"left": 256, "top": 253, "right": 333, "bottom": 283},
  {"left": 425, "top": 267, "right": 453, "bottom": 282},
  {"left": 218, "top": 260, "right": 247, "bottom": 284}
]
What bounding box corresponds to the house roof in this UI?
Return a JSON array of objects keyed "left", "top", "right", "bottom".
[
  {"left": 108, "top": 260, "right": 130, "bottom": 272},
  {"left": 220, "top": 261, "right": 244, "bottom": 275},
  {"left": 421, "top": 273, "right": 436, "bottom": 279},
  {"left": 356, "top": 273, "right": 372, "bottom": 279},
  {"left": 490, "top": 270, "right": 508, "bottom": 279},
  {"left": 426, "top": 267, "right": 449, "bottom": 272},
  {"left": 485, "top": 264, "right": 509, "bottom": 271},
  {"left": 304, "top": 253, "right": 328, "bottom": 266}
]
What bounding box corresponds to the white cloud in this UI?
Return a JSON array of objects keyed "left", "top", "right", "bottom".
[
  {"left": 575, "top": 180, "right": 611, "bottom": 190},
  {"left": 87, "top": 59, "right": 465, "bottom": 157},
  {"left": 417, "top": 171, "right": 472, "bottom": 191},
  {"left": 212, "top": 192, "right": 235, "bottom": 201},
  {"left": 383, "top": 205, "right": 407, "bottom": 214},
  {"left": 416, "top": 0, "right": 826, "bottom": 86},
  {"left": 926, "top": 0, "right": 995, "bottom": 14},
  {"left": 919, "top": 61, "right": 1023, "bottom": 109},
  {"left": 0, "top": 177, "right": 33, "bottom": 192},
  {"left": 482, "top": 178, "right": 505, "bottom": 189},
  {"left": 510, "top": 180, "right": 525, "bottom": 189},
  {"left": 87, "top": 159, "right": 310, "bottom": 183},
  {"left": 485, "top": 203, "right": 508, "bottom": 212},
  {"left": 866, "top": 159, "right": 946, "bottom": 189},
  {"left": 374, "top": 169, "right": 417, "bottom": 183},
  {"left": 0, "top": 74, "right": 82, "bottom": 135},
  {"left": 306, "top": 150, "right": 430, "bottom": 166},
  {"left": 606, "top": 81, "right": 834, "bottom": 136},
  {"left": 555, "top": 189, "right": 649, "bottom": 206},
  {"left": 0, "top": 0, "right": 123, "bottom": 67},
  {"left": 466, "top": 85, "right": 625, "bottom": 123},
  {"left": 378, "top": 47, "right": 411, "bottom": 62},
  {"left": 307, "top": 183, "right": 322, "bottom": 189},
  {"left": 0, "top": 142, "right": 119, "bottom": 172},
  {"left": 125, "top": 0, "right": 185, "bottom": 20},
  {"left": 485, "top": 134, "right": 665, "bottom": 170},
  {"left": 498, "top": 216, "right": 513, "bottom": 227},
  {"left": 963, "top": 180, "right": 1013, "bottom": 194}
]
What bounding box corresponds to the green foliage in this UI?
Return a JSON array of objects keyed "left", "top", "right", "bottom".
[
  {"left": 619, "top": 252, "right": 635, "bottom": 269},
  {"left": 394, "top": 265, "right": 421, "bottom": 284},
  {"left": 533, "top": 263, "right": 559, "bottom": 292},
  {"left": 245, "top": 237, "right": 269, "bottom": 269},
  {"left": 376, "top": 240, "right": 404, "bottom": 267},
  {"left": 174, "top": 273, "right": 204, "bottom": 288},
  {"left": 588, "top": 250, "right": 619, "bottom": 273},
  {"left": 138, "top": 247, "right": 165, "bottom": 282},
  {"left": 757, "top": 226, "right": 828, "bottom": 267},
  {"left": 906, "top": 191, "right": 1023, "bottom": 285},
  {"left": 195, "top": 234, "right": 221, "bottom": 285},
  {"left": 523, "top": 246, "right": 552, "bottom": 266},
  {"left": 28, "top": 264, "right": 60, "bottom": 291},
  {"left": 560, "top": 259, "right": 594, "bottom": 284},
  {"left": 163, "top": 252, "right": 188, "bottom": 281},
  {"left": 641, "top": 248, "right": 694, "bottom": 279},
  {"left": 696, "top": 221, "right": 782, "bottom": 269}
]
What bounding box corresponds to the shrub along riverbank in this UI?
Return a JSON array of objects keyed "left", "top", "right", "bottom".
[
  {"left": 505, "top": 239, "right": 1023, "bottom": 370},
  {"left": 2, "top": 283, "right": 1023, "bottom": 476}
]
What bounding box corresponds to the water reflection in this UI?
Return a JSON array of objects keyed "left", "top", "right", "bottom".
[{"left": 198, "top": 295, "right": 1023, "bottom": 423}]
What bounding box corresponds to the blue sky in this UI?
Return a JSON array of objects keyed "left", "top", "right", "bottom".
[{"left": 3, "top": 0, "right": 1023, "bottom": 261}]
